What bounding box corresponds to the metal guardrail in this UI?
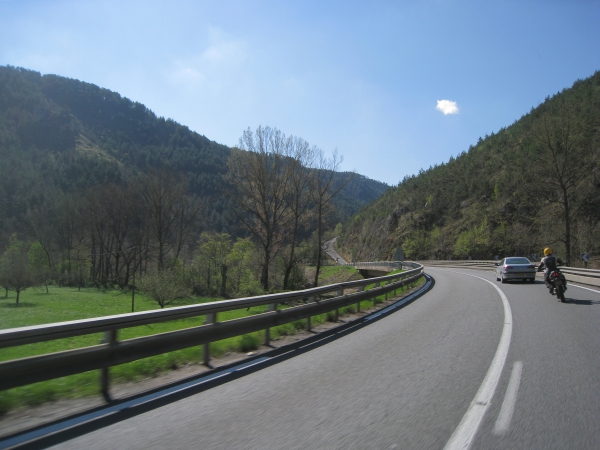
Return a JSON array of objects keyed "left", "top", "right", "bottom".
[
  {"left": 344, "top": 261, "right": 420, "bottom": 272},
  {"left": 419, "top": 260, "right": 600, "bottom": 287},
  {"left": 418, "top": 260, "right": 497, "bottom": 267},
  {"left": 0, "top": 262, "right": 423, "bottom": 399}
]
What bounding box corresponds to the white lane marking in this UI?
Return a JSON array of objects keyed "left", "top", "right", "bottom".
[
  {"left": 443, "top": 271, "right": 513, "bottom": 450},
  {"left": 493, "top": 361, "right": 523, "bottom": 435},
  {"left": 568, "top": 284, "right": 600, "bottom": 294}
]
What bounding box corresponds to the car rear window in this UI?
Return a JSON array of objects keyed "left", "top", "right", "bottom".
[{"left": 505, "top": 257, "right": 531, "bottom": 265}]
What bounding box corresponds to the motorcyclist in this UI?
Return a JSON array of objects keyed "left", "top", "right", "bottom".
[{"left": 537, "top": 247, "right": 564, "bottom": 293}]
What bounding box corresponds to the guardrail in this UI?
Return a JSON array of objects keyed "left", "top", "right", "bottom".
[
  {"left": 419, "top": 260, "right": 600, "bottom": 287},
  {"left": 350, "top": 261, "right": 409, "bottom": 271},
  {"left": 0, "top": 262, "right": 423, "bottom": 401},
  {"left": 418, "top": 260, "right": 497, "bottom": 267}
]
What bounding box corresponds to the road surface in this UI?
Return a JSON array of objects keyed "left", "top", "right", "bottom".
[{"left": 47, "top": 268, "right": 600, "bottom": 449}]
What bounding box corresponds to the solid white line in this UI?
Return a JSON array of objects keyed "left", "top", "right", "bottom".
[
  {"left": 443, "top": 271, "right": 513, "bottom": 450},
  {"left": 568, "top": 284, "right": 600, "bottom": 294},
  {"left": 493, "top": 361, "right": 523, "bottom": 435}
]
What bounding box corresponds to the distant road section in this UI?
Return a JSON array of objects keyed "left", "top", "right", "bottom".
[{"left": 322, "top": 237, "right": 348, "bottom": 265}]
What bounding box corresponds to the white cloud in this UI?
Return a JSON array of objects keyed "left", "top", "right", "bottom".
[
  {"left": 168, "top": 26, "right": 247, "bottom": 90},
  {"left": 172, "top": 66, "right": 204, "bottom": 84},
  {"left": 436, "top": 99, "right": 459, "bottom": 115},
  {"left": 201, "top": 26, "right": 247, "bottom": 65}
]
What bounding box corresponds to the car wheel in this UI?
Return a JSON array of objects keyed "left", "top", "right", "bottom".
[
  {"left": 529, "top": 278, "right": 535, "bottom": 283},
  {"left": 500, "top": 275, "right": 506, "bottom": 283}
]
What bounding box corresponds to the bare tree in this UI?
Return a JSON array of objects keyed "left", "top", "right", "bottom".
[
  {"left": 85, "top": 183, "right": 145, "bottom": 286},
  {"left": 309, "top": 149, "right": 354, "bottom": 286},
  {"left": 26, "top": 196, "right": 59, "bottom": 273},
  {"left": 224, "top": 126, "right": 292, "bottom": 291},
  {"left": 281, "top": 136, "right": 314, "bottom": 289},
  {"left": 55, "top": 192, "right": 87, "bottom": 278},
  {"left": 140, "top": 170, "right": 199, "bottom": 271}
]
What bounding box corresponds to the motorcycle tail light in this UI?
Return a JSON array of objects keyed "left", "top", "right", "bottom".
[{"left": 552, "top": 272, "right": 559, "bottom": 277}]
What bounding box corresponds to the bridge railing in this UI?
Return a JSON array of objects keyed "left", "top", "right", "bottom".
[
  {"left": 0, "top": 262, "right": 423, "bottom": 400},
  {"left": 419, "top": 260, "right": 600, "bottom": 287}
]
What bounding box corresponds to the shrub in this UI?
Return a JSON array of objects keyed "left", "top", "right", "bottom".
[{"left": 238, "top": 334, "right": 260, "bottom": 352}]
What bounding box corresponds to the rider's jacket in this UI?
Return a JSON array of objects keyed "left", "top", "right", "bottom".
[{"left": 538, "top": 255, "right": 562, "bottom": 274}]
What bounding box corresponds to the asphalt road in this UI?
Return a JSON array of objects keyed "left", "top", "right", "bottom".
[
  {"left": 322, "top": 237, "right": 348, "bottom": 265},
  {"left": 51, "top": 268, "right": 600, "bottom": 450}
]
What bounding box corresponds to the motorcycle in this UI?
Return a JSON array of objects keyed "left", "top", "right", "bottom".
[{"left": 547, "top": 269, "right": 567, "bottom": 302}]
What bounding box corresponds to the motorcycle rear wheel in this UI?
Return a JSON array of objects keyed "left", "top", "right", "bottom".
[{"left": 557, "top": 285, "right": 566, "bottom": 303}]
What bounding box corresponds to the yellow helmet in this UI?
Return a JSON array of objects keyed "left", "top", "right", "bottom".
[{"left": 543, "top": 247, "right": 552, "bottom": 256}]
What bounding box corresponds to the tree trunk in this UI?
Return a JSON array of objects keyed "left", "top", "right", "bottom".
[
  {"left": 313, "top": 205, "right": 323, "bottom": 287},
  {"left": 220, "top": 264, "right": 228, "bottom": 297},
  {"left": 563, "top": 186, "right": 571, "bottom": 266},
  {"left": 283, "top": 215, "right": 301, "bottom": 290},
  {"left": 261, "top": 251, "right": 270, "bottom": 291}
]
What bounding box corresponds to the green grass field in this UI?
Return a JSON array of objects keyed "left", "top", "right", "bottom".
[{"left": 0, "top": 267, "right": 421, "bottom": 414}]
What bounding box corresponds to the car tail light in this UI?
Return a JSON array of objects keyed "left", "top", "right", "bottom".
[
  {"left": 504, "top": 265, "right": 513, "bottom": 269},
  {"left": 527, "top": 265, "right": 534, "bottom": 269}
]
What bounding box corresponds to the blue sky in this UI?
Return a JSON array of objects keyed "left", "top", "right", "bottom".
[{"left": 1, "top": 0, "right": 598, "bottom": 185}]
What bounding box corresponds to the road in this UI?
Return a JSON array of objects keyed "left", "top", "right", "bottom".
[
  {"left": 50, "top": 268, "right": 600, "bottom": 449},
  {"left": 322, "top": 237, "right": 349, "bottom": 265}
]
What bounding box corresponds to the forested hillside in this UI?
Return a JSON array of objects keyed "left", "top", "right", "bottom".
[
  {"left": 339, "top": 72, "right": 600, "bottom": 267},
  {"left": 0, "top": 66, "right": 388, "bottom": 245}
]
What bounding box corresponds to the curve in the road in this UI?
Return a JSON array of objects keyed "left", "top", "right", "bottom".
[
  {"left": 4, "top": 268, "right": 599, "bottom": 450},
  {"left": 443, "top": 271, "right": 513, "bottom": 450}
]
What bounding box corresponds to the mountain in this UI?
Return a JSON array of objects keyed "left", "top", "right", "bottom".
[
  {"left": 0, "top": 66, "right": 388, "bottom": 245},
  {"left": 338, "top": 72, "right": 600, "bottom": 267}
]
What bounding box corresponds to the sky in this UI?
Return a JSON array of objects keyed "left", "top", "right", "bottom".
[{"left": 1, "top": 0, "right": 598, "bottom": 185}]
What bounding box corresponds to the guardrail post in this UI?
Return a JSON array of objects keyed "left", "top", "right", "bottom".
[
  {"left": 357, "top": 286, "right": 364, "bottom": 312},
  {"left": 265, "top": 303, "right": 277, "bottom": 345},
  {"left": 335, "top": 289, "right": 343, "bottom": 321},
  {"left": 100, "top": 329, "right": 118, "bottom": 402},
  {"left": 306, "top": 296, "right": 315, "bottom": 331},
  {"left": 203, "top": 313, "right": 216, "bottom": 367},
  {"left": 374, "top": 281, "right": 380, "bottom": 306}
]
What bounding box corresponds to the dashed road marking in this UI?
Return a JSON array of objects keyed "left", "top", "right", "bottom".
[{"left": 493, "top": 361, "right": 523, "bottom": 435}]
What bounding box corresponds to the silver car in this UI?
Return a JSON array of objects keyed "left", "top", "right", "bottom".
[{"left": 495, "top": 257, "right": 536, "bottom": 283}]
